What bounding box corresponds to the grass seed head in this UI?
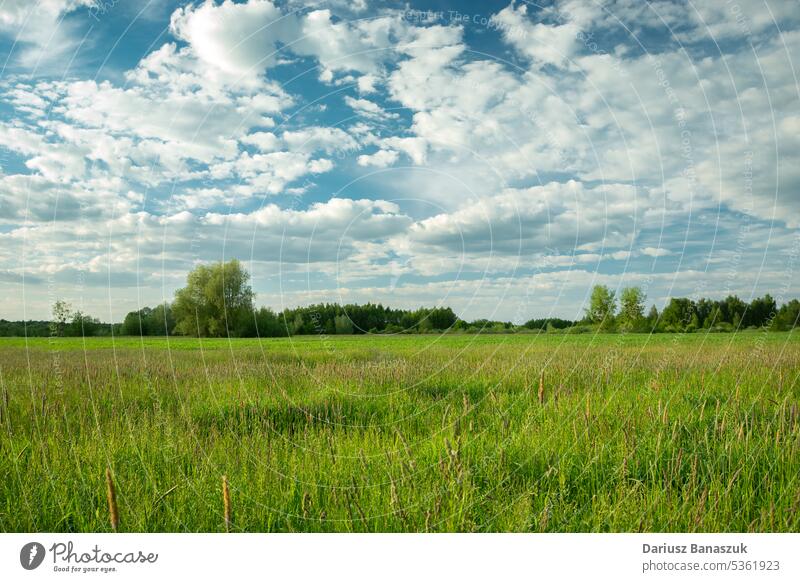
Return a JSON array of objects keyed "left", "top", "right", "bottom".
[
  {"left": 538, "top": 370, "right": 545, "bottom": 404},
  {"left": 105, "top": 467, "right": 119, "bottom": 532},
  {"left": 222, "top": 475, "right": 232, "bottom": 532}
]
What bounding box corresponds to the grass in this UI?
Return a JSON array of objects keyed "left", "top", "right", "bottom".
[{"left": 0, "top": 331, "right": 798, "bottom": 532}]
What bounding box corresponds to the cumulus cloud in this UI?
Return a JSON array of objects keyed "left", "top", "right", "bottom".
[
  {"left": 357, "top": 149, "right": 399, "bottom": 168},
  {"left": 641, "top": 247, "right": 672, "bottom": 258},
  {"left": 281, "top": 126, "right": 358, "bottom": 154},
  {"left": 489, "top": 2, "right": 595, "bottom": 68},
  {"left": 407, "top": 181, "right": 641, "bottom": 256},
  {"left": 344, "top": 96, "right": 398, "bottom": 121},
  {"left": 293, "top": 9, "right": 408, "bottom": 76},
  {"left": 169, "top": 0, "right": 294, "bottom": 77},
  {"left": 0, "top": 0, "right": 98, "bottom": 67}
]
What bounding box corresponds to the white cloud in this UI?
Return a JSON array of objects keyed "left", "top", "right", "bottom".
[
  {"left": 357, "top": 149, "right": 399, "bottom": 168},
  {"left": 344, "top": 96, "right": 398, "bottom": 120},
  {"left": 169, "top": 0, "right": 294, "bottom": 77},
  {"left": 221, "top": 150, "right": 335, "bottom": 195},
  {"left": 293, "top": 9, "right": 407, "bottom": 76},
  {"left": 641, "top": 247, "right": 672, "bottom": 257},
  {"left": 0, "top": 0, "right": 98, "bottom": 67},
  {"left": 407, "top": 180, "right": 641, "bottom": 257},
  {"left": 281, "top": 126, "right": 358, "bottom": 154},
  {"left": 0, "top": 173, "right": 131, "bottom": 222},
  {"left": 357, "top": 74, "right": 378, "bottom": 93},
  {"left": 240, "top": 131, "right": 280, "bottom": 152},
  {"left": 490, "top": 2, "right": 597, "bottom": 68},
  {"left": 379, "top": 137, "right": 428, "bottom": 165}
]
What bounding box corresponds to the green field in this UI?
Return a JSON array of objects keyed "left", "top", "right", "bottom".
[{"left": 1, "top": 332, "right": 798, "bottom": 532}]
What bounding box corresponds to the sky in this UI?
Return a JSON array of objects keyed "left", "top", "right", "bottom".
[{"left": 0, "top": 0, "right": 798, "bottom": 323}]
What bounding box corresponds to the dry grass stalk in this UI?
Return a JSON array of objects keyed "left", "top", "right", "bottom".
[
  {"left": 538, "top": 370, "right": 545, "bottom": 404},
  {"left": 105, "top": 467, "right": 119, "bottom": 532},
  {"left": 222, "top": 475, "right": 232, "bottom": 532}
]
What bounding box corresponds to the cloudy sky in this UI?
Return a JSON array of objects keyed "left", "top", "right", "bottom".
[{"left": 0, "top": 0, "right": 798, "bottom": 323}]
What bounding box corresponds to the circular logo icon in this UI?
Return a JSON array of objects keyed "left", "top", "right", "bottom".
[{"left": 20, "top": 542, "right": 46, "bottom": 570}]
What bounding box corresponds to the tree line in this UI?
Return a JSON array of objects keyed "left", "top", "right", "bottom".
[
  {"left": 0, "top": 299, "right": 120, "bottom": 337},
  {"left": 578, "top": 284, "right": 799, "bottom": 333},
  {"left": 1, "top": 261, "right": 798, "bottom": 337}
]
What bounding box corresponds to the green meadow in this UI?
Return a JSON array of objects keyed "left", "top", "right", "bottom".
[{"left": 1, "top": 332, "right": 798, "bottom": 532}]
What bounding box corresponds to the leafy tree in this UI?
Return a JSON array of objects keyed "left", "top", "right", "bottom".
[
  {"left": 51, "top": 300, "right": 72, "bottom": 337},
  {"left": 524, "top": 318, "right": 574, "bottom": 330},
  {"left": 291, "top": 314, "right": 305, "bottom": 335},
  {"left": 67, "top": 311, "right": 101, "bottom": 337},
  {"left": 586, "top": 285, "right": 616, "bottom": 330},
  {"left": 618, "top": 287, "right": 646, "bottom": 331},
  {"left": 688, "top": 312, "right": 700, "bottom": 331},
  {"left": 122, "top": 307, "right": 152, "bottom": 336},
  {"left": 706, "top": 305, "right": 722, "bottom": 328},
  {"left": 660, "top": 298, "right": 695, "bottom": 331},
  {"left": 334, "top": 314, "right": 354, "bottom": 334},
  {"left": 417, "top": 316, "right": 434, "bottom": 332},
  {"left": 173, "top": 260, "right": 255, "bottom": 337},
  {"left": 720, "top": 295, "right": 747, "bottom": 325},
  {"left": 251, "top": 307, "right": 287, "bottom": 337},
  {"left": 773, "top": 299, "right": 800, "bottom": 330},
  {"left": 121, "top": 303, "right": 175, "bottom": 336},
  {"left": 695, "top": 298, "right": 715, "bottom": 328},
  {"left": 149, "top": 303, "right": 176, "bottom": 336},
  {"left": 0, "top": 320, "right": 51, "bottom": 337},
  {"left": 746, "top": 294, "right": 776, "bottom": 328},
  {"left": 427, "top": 307, "right": 457, "bottom": 330},
  {"left": 646, "top": 305, "right": 659, "bottom": 327}
]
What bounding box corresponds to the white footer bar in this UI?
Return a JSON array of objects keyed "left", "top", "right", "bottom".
[{"left": 1, "top": 533, "right": 797, "bottom": 581}]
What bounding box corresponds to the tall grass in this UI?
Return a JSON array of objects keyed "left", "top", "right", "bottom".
[
  {"left": 105, "top": 468, "right": 119, "bottom": 532},
  {"left": 0, "top": 332, "right": 797, "bottom": 532}
]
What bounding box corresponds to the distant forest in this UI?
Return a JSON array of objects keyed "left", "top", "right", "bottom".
[
  {"left": 1, "top": 260, "right": 798, "bottom": 337},
  {"left": 2, "top": 294, "right": 798, "bottom": 339}
]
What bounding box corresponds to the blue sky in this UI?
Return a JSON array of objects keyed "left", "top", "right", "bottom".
[{"left": 0, "top": 0, "right": 798, "bottom": 323}]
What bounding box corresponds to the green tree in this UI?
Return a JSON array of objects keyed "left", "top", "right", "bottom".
[
  {"left": 706, "top": 305, "right": 722, "bottom": 328},
  {"left": 291, "top": 314, "right": 305, "bottom": 335},
  {"left": 586, "top": 285, "right": 616, "bottom": 330},
  {"left": 773, "top": 299, "right": 800, "bottom": 330},
  {"left": 334, "top": 314, "right": 354, "bottom": 334},
  {"left": 122, "top": 307, "right": 152, "bottom": 336},
  {"left": 252, "top": 307, "right": 286, "bottom": 337},
  {"left": 646, "top": 305, "right": 659, "bottom": 328},
  {"left": 720, "top": 295, "right": 746, "bottom": 325},
  {"left": 67, "top": 311, "right": 101, "bottom": 337},
  {"left": 746, "top": 294, "right": 776, "bottom": 327},
  {"left": 695, "top": 298, "right": 715, "bottom": 327},
  {"left": 427, "top": 306, "right": 457, "bottom": 330},
  {"left": 122, "top": 304, "right": 175, "bottom": 336},
  {"left": 661, "top": 298, "right": 695, "bottom": 331},
  {"left": 688, "top": 312, "right": 700, "bottom": 331},
  {"left": 148, "top": 303, "right": 176, "bottom": 336},
  {"left": 173, "top": 260, "right": 255, "bottom": 337},
  {"left": 50, "top": 300, "right": 72, "bottom": 337},
  {"left": 618, "top": 287, "right": 646, "bottom": 331}
]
